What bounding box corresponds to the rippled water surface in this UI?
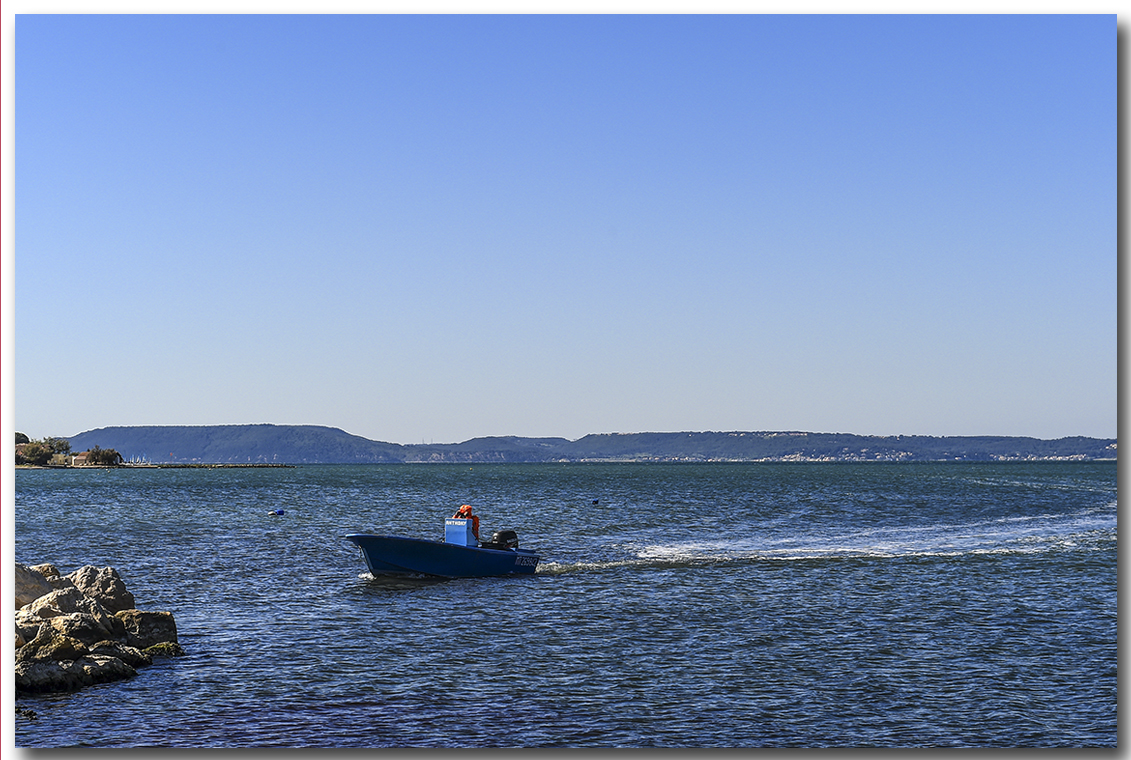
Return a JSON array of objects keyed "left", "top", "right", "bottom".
[{"left": 13, "top": 462, "right": 1117, "bottom": 747}]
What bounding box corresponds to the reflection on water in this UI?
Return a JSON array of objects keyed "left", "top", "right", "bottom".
[{"left": 360, "top": 573, "right": 451, "bottom": 590}]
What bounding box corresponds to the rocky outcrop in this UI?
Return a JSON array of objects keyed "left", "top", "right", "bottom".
[
  {"left": 14, "top": 563, "right": 55, "bottom": 608},
  {"left": 14, "top": 562, "right": 184, "bottom": 695},
  {"left": 66, "top": 565, "right": 136, "bottom": 613},
  {"left": 115, "top": 609, "right": 178, "bottom": 650}
]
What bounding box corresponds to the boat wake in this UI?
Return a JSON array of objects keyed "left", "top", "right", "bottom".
[
  {"left": 541, "top": 505, "right": 1116, "bottom": 573},
  {"left": 635, "top": 506, "right": 1116, "bottom": 564}
]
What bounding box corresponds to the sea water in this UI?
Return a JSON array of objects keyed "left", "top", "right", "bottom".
[{"left": 12, "top": 461, "right": 1117, "bottom": 747}]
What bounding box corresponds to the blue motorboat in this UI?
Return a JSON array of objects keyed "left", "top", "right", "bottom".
[{"left": 345, "top": 517, "right": 540, "bottom": 578}]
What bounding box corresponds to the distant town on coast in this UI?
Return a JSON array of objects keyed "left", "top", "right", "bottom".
[{"left": 14, "top": 424, "right": 1119, "bottom": 466}]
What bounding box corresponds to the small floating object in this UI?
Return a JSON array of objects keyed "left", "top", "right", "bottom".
[
  {"left": 592, "top": 499, "right": 599, "bottom": 505},
  {"left": 267, "top": 509, "right": 285, "bottom": 516}
]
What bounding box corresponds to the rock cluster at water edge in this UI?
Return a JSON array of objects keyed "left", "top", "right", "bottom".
[{"left": 14, "top": 562, "right": 184, "bottom": 695}]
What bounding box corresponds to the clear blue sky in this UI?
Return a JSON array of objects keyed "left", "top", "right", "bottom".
[{"left": 6, "top": 11, "right": 1117, "bottom": 444}]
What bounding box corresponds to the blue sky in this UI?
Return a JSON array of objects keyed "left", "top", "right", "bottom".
[{"left": 5, "top": 10, "right": 1118, "bottom": 444}]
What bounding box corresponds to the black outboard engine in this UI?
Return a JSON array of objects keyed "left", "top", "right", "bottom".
[{"left": 481, "top": 529, "right": 519, "bottom": 550}]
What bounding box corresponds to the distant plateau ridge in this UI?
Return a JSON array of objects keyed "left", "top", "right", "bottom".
[{"left": 60, "top": 425, "right": 1117, "bottom": 464}]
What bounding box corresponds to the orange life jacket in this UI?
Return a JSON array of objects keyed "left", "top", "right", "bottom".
[{"left": 453, "top": 505, "right": 479, "bottom": 539}]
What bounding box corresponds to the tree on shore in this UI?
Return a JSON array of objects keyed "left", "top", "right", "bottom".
[
  {"left": 85, "top": 446, "right": 124, "bottom": 466},
  {"left": 16, "top": 437, "right": 71, "bottom": 466},
  {"left": 16, "top": 432, "right": 29, "bottom": 445}
]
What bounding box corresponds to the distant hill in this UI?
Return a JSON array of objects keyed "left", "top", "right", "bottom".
[
  {"left": 65, "top": 424, "right": 409, "bottom": 464},
  {"left": 62, "top": 425, "right": 1118, "bottom": 464}
]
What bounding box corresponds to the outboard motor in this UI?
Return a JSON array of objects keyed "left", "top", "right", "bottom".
[{"left": 481, "top": 529, "right": 519, "bottom": 550}]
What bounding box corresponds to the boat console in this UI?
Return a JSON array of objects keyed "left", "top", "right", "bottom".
[
  {"left": 445, "top": 519, "right": 520, "bottom": 550},
  {"left": 445, "top": 518, "right": 478, "bottom": 546}
]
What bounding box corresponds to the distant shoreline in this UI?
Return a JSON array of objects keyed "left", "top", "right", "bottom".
[
  {"left": 14, "top": 459, "right": 1115, "bottom": 469},
  {"left": 15, "top": 463, "right": 295, "bottom": 470},
  {"left": 48, "top": 426, "right": 1118, "bottom": 465}
]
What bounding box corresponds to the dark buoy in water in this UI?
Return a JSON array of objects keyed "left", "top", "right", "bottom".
[{"left": 268, "top": 509, "right": 285, "bottom": 516}]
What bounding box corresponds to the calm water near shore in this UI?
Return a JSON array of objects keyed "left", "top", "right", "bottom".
[{"left": 13, "top": 461, "right": 1117, "bottom": 747}]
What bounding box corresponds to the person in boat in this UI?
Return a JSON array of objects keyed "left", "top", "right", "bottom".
[{"left": 452, "top": 504, "right": 480, "bottom": 540}]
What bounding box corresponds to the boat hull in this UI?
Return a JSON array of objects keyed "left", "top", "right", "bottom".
[{"left": 345, "top": 533, "right": 540, "bottom": 578}]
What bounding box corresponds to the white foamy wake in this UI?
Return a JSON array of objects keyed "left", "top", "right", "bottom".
[{"left": 632, "top": 506, "right": 1117, "bottom": 563}]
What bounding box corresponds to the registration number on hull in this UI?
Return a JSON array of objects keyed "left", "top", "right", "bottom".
[{"left": 515, "top": 555, "right": 538, "bottom": 567}]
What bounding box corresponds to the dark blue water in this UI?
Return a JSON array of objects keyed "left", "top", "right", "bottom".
[{"left": 13, "top": 462, "right": 1117, "bottom": 747}]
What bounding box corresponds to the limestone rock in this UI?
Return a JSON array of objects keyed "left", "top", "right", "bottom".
[
  {"left": 15, "top": 608, "right": 46, "bottom": 645},
  {"left": 48, "top": 576, "right": 79, "bottom": 593},
  {"left": 22, "top": 587, "right": 126, "bottom": 641},
  {"left": 89, "top": 640, "right": 153, "bottom": 668},
  {"left": 16, "top": 655, "right": 138, "bottom": 694},
  {"left": 65, "top": 565, "right": 136, "bottom": 613},
  {"left": 16, "top": 631, "right": 89, "bottom": 663},
  {"left": 16, "top": 660, "right": 86, "bottom": 694},
  {"left": 30, "top": 563, "right": 61, "bottom": 580},
  {"left": 13, "top": 561, "right": 181, "bottom": 695},
  {"left": 14, "top": 563, "right": 55, "bottom": 609},
  {"left": 115, "top": 609, "right": 178, "bottom": 649},
  {"left": 34, "top": 611, "right": 125, "bottom": 648},
  {"left": 71, "top": 654, "right": 139, "bottom": 685},
  {"left": 143, "top": 641, "right": 186, "bottom": 657}
]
